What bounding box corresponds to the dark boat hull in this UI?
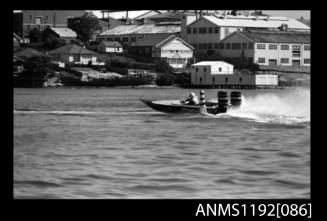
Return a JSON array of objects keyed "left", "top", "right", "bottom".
[{"left": 140, "top": 99, "right": 226, "bottom": 114}]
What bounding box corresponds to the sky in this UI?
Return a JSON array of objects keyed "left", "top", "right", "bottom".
[
  {"left": 14, "top": 10, "right": 310, "bottom": 20},
  {"left": 91, "top": 10, "right": 310, "bottom": 20}
]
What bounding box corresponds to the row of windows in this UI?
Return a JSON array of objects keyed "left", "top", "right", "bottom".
[
  {"left": 187, "top": 27, "right": 220, "bottom": 34},
  {"left": 98, "top": 36, "right": 138, "bottom": 42},
  {"left": 161, "top": 50, "right": 192, "bottom": 54},
  {"left": 257, "top": 44, "right": 310, "bottom": 51},
  {"left": 198, "top": 77, "right": 242, "bottom": 83},
  {"left": 258, "top": 58, "right": 311, "bottom": 64}
]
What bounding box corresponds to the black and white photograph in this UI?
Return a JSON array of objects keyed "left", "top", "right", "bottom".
[{"left": 13, "top": 10, "right": 310, "bottom": 202}]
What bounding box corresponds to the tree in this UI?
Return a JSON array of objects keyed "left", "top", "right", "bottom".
[
  {"left": 29, "top": 28, "right": 42, "bottom": 43},
  {"left": 42, "top": 32, "right": 65, "bottom": 50},
  {"left": 68, "top": 12, "right": 101, "bottom": 43}
]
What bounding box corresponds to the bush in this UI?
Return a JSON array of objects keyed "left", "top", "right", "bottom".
[
  {"left": 154, "top": 60, "right": 173, "bottom": 73},
  {"left": 174, "top": 72, "right": 191, "bottom": 87},
  {"left": 155, "top": 73, "right": 176, "bottom": 86}
]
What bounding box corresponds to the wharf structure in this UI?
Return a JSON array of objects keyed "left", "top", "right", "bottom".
[{"left": 191, "top": 61, "right": 278, "bottom": 88}]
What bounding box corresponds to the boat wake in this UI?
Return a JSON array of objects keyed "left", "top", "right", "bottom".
[{"left": 205, "top": 88, "right": 310, "bottom": 125}]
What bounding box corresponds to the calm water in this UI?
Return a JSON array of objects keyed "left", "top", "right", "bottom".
[{"left": 14, "top": 87, "right": 310, "bottom": 199}]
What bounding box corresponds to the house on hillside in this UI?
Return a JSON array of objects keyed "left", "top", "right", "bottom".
[
  {"left": 43, "top": 27, "right": 77, "bottom": 44},
  {"left": 129, "top": 35, "right": 194, "bottom": 69},
  {"left": 97, "top": 41, "right": 123, "bottom": 54},
  {"left": 48, "top": 44, "right": 104, "bottom": 66},
  {"left": 218, "top": 30, "right": 310, "bottom": 67}
]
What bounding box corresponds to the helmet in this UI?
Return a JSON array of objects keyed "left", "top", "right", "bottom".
[{"left": 189, "top": 92, "right": 195, "bottom": 98}]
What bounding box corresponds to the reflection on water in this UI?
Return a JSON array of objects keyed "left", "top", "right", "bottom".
[{"left": 14, "top": 87, "right": 310, "bottom": 199}]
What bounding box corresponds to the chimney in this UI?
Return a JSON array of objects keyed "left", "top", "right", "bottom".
[{"left": 280, "top": 23, "right": 288, "bottom": 31}]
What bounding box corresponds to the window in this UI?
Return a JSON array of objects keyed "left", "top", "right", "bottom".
[
  {"left": 196, "top": 68, "right": 198, "bottom": 72},
  {"left": 304, "top": 45, "right": 310, "bottom": 51},
  {"left": 115, "top": 37, "right": 120, "bottom": 41},
  {"left": 248, "top": 57, "right": 253, "bottom": 64},
  {"left": 293, "top": 45, "right": 301, "bottom": 50},
  {"left": 219, "top": 43, "right": 224, "bottom": 49},
  {"left": 187, "top": 28, "right": 191, "bottom": 34},
  {"left": 107, "top": 38, "right": 112, "bottom": 41},
  {"left": 207, "top": 43, "right": 213, "bottom": 49},
  {"left": 122, "top": 37, "right": 128, "bottom": 42},
  {"left": 239, "top": 77, "right": 242, "bottom": 82},
  {"left": 226, "top": 43, "right": 231, "bottom": 49},
  {"left": 29, "top": 15, "right": 33, "bottom": 20},
  {"left": 248, "top": 43, "right": 254, "bottom": 49},
  {"left": 199, "top": 43, "right": 207, "bottom": 49},
  {"left": 242, "top": 43, "right": 247, "bottom": 49},
  {"left": 199, "top": 27, "right": 207, "bottom": 34},
  {"left": 232, "top": 43, "right": 241, "bottom": 49},
  {"left": 292, "top": 45, "right": 301, "bottom": 57},
  {"left": 304, "top": 59, "right": 310, "bottom": 64},
  {"left": 35, "top": 17, "right": 42, "bottom": 25},
  {"left": 214, "top": 43, "right": 218, "bottom": 49},
  {"left": 213, "top": 77, "right": 215, "bottom": 82},
  {"left": 214, "top": 27, "right": 219, "bottom": 33},
  {"left": 204, "top": 67, "right": 207, "bottom": 72},
  {"left": 269, "top": 44, "right": 277, "bottom": 50},
  {"left": 219, "top": 67, "right": 222, "bottom": 72},
  {"left": 208, "top": 27, "right": 213, "bottom": 33},
  {"left": 257, "top": 44, "right": 266, "bottom": 49},
  {"left": 281, "top": 58, "right": 289, "bottom": 64},
  {"left": 225, "top": 77, "right": 228, "bottom": 83},
  {"left": 258, "top": 58, "right": 265, "bottom": 63},
  {"left": 193, "top": 28, "right": 197, "bottom": 34},
  {"left": 281, "top": 44, "right": 289, "bottom": 50},
  {"left": 199, "top": 77, "right": 202, "bottom": 83}
]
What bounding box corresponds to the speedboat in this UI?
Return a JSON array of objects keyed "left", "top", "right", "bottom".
[{"left": 140, "top": 91, "right": 242, "bottom": 115}]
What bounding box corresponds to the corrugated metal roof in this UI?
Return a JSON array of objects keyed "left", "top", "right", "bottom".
[
  {"left": 99, "top": 24, "right": 180, "bottom": 36},
  {"left": 190, "top": 15, "right": 310, "bottom": 30},
  {"left": 193, "top": 61, "right": 233, "bottom": 66},
  {"left": 130, "top": 34, "right": 194, "bottom": 49},
  {"left": 14, "top": 48, "right": 45, "bottom": 58},
  {"left": 99, "top": 41, "right": 122, "bottom": 47},
  {"left": 50, "top": 27, "right": 77, "bottom": 38},
  {"left": 130, "top": 34, "right": 173, "bottom": 47},
  {"left": 49, "top": 44, "right": 98, "bottom": 55},
  {"left": 238, "top": 30, "right": 311, "bottom": 44}
]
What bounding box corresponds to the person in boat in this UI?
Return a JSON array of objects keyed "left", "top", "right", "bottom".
[{"left": 181, "top": 92, "right": 199, "bottom": 105}]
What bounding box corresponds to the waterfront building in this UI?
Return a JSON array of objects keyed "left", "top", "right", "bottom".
[
  {"left": 129, "top": 35, "right": 194, "bottom": 69},
  {"left": 218, "top": 30, "right": 310, "bottom": 67},
  {"left": 182, "top": 15, "right": 310, "bottom": 54},
  {"left": 48, "top": 44, "right": 104, "bottom": 66},
  {"left": 97, "top": 41, "right": 123, "bottom": 54},
  {"left": 97, "top": 23, "right": 181, "bottom": 48},
  {"left": 191, "top": 61, "right": 278, "bottom": 87}
]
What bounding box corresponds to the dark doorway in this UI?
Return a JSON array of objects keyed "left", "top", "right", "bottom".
[
  {"left": 292, "top": 60, "right": 301, "bottom": 66},
  {"left": 269, "top": 59, "right": 277, "bottom": 66}
]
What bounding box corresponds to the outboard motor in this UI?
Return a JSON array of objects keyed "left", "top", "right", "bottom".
[
  {"left": 217, "top": 91, "right": 228, "bottom": 113},
  {"left": 230, "top": 91, "right": 242, "bottom": 107}
]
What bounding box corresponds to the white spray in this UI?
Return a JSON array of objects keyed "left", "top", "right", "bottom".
[{"left": 212, "top": 88, "right": 310, "bottom": 124}]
